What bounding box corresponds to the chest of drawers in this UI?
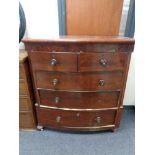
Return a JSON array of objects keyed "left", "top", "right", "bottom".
[{"left": 23, "top": 36, "right": 134, "bottom": 132}]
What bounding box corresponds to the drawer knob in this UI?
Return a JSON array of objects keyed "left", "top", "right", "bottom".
[
  {"left": 99, "top": 59, "right": 107, "bottom": 66},
  {"left": 55, "top": 97, "right": 60, "bottom": 104},
  {"left": 56, "top": 116, "right": 61, "bottom": 123},
  {"left": 52, "top": 78, "right": 59, "bottom": 86},
  {"left": 51, "top": 58, "right": 57, "bottom": 66},
  {"left": 96, "top": 116, "right": 102, "bottom": 124},
  {"left": 99, "top": 80, "right": 105, "bottom": 86}
]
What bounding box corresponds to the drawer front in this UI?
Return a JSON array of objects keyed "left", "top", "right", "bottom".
[
  {"left": 79, "top": 52, "right": 128, "bottom": 72},
  {"left": 19, "top": 97, "right": 31, "bottom": 111},
  {"left": 19, "top": 80, "right": 27, "bottom": 95},
  {"left": 39, "top": 90, "right": 120, "bottom": 109},
  {"left": 19, "top": 112, "right": 35, "bottom": 129},
  {"left": 37, "top": 108, "right": 116, "bottom": 127},
  {"left": 30, "top": 52, "right": 77, "bottom": 72},
  {"left": 36, "top": 72, "right": 123, "bottom": 91}
]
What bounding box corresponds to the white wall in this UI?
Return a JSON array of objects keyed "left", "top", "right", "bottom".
[
  {"left": 19, "top": 0, "right": 59, "bottom": 49},
  {"left": 19, "top": 0, "right": 135, "bottom": 105},
  {"left": 123, "top": 54, "right": 135, "bottom": 105}
]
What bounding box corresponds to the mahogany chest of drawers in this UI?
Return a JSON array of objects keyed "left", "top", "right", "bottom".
[
  {"left": 23, "top": 36, "right": 134, "bottom": 132},
  {"left": 19, "top": 52, "right": 36, "bottom": 130}
]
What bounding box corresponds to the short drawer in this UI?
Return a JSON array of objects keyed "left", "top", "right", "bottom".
[
  {"left": 39, "top": 90, "right": 120, "bottom": 109},
  {"left": 19, "top": 97, "right": 31, "bottom": 111},
  {"left": 36, "top": 72, "right": 123, "bottom": 91},
  {"left": 19, "top": 112, "right": 35, "bottom": 129},
  {"left": 79, "top": 52, "right": 128, "bottom": 72},
  {"left": 36, "top": 108, "right": 116, "bottom": 128},
  {"left": 19, "top": 80, "right": 27, "bottom": 95},
  {"left": 29, "top": 52, "right": 77, "bottom": 72}
]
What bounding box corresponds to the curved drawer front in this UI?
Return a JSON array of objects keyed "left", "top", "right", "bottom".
[
  {"left": 36, "top": 108, "right": 116, "bottom": 128},
  {"left": 29, "top": 52, "right": 77, "bottom": 72},
  {"left": 39, "top": 90, "right": 120, "bottom": 109},
  {"left": 36, "top": 72, "right": 123, "bottom": 91},
  {"left": 79, "top": 52, "right": 128, "bottom": 72}
]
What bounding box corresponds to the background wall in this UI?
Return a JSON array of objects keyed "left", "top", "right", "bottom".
[
  {"left": 19, "top": 0, "right": 135, "bottom": 105},
  {"left": 123, "top": 53, "right": 135, "bottom": 105},
  {"left": 19, "top": 0, "right": 59, "bottom": 49}
]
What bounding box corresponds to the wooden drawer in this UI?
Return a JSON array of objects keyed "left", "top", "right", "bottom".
[
  {"left": 29, "top": 52, "right": 77, "bottom": 72},
  {"left": 37, "top": 108, "right": 116, "bottom": 128},
  {"left": 79, "top": 52, "right": 128, "bottom": 72},
  {"left": 39, "top": 90, "right": 120, "bottom": 109},
  {"left": 19, "top": 112, "right": 35, "bottom": 129},
  {"left": 19, "top": 80, "right": 27, "bottom": 95},
  {"left": 19, "top": 97, "right": 31, "bottom": 111},
  {"left": 36, "top": 72, "right": 123, "bottom": 91}
]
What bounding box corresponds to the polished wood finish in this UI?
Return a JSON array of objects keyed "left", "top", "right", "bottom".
[
  {"left": 23, "top": 36, "right": 134, "bottom": 132},
  {"left": 66, "top": 0, "right": 124, "bottom": 36},
  {"left": 36, "top": 108, "right": 116, "bottom": 128},
  {"left": 39, "top": 90, "right": 120, "bottom": 109},
  {"left": 23, "top": 36, "right": 134, "bottom": 53},
  {"left": 19, "top": 51, "right": 36, "bottom": 130},
  {"left": 79, "top": 52, "right": 128, "bottom": 72},
  {"left": 36, "top": 71, "right": 123, "bottom": 91},
  {"left": 23, "top": 36, "right": 134, "bottom": 43},
  {"left": 29, "top": 52, "right": 78, "bottom": 72}
]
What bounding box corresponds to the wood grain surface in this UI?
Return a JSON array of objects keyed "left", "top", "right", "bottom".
[{"left": 66, "top": 0, "right": 124, "bottom": 35}]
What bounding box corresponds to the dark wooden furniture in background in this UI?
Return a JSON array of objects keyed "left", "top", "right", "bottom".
[
  {"left": 23, "top": 36, "right": 134, "bottom": 132},
  {"left": 66, "top": 0, "right": 124, "bottom": 35},
  {"left": 19, "top": 52, "right": 36, "bottom": 130}
]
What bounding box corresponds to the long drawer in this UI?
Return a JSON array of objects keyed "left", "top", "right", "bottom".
[
  {"left": 29, "top": 52, "right": 78, "bottom": 72},
  {"left": 36, "top": 108, "right": 116, "bottom": 128},
  {"left": 79, "top": 52, "right": 128, "bottom": 72},
  {"left": 38, "top": 90, "right": 120, "bottom": 109},
  {"left": 36, "top": 72, "right": 123, "bottom": 91}
]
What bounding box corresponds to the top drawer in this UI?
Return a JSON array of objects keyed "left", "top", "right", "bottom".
[
  {"left": 79, "top": 52, "right": 128, "bottom": 72},
  {"left": 29, "top": 52, "right": 78, "bottom": 72}
]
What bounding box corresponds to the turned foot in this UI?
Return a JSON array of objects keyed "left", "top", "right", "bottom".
[{"left": 37, "top": 125, "right": 44, "bottom": 131}]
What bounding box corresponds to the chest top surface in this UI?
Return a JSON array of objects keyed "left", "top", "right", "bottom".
[
  {"left": 22, "top": 36, "right": 135, "bottom": 43},
  {"left": 22, "top": 36, "right": 135, "bottom": 53}
]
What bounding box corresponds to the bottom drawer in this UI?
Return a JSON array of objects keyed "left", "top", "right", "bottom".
[
  {"left": 19, "top": 112, "right": 35, "bottom": 129},
  {"left": 36, "top": 108, "right": 116, "bottom": 129}
]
